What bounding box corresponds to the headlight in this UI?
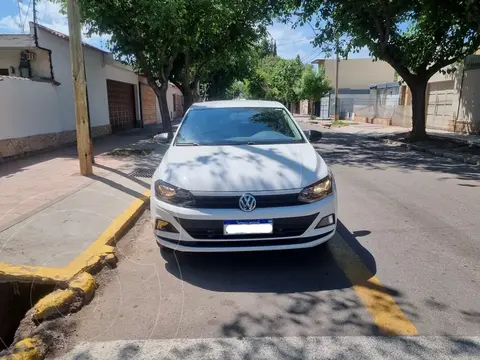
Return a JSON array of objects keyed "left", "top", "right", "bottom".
[
  {"left": 154, "top": 180, "right": 196, "bottom": 207},
  {"left": 298, "top": 172, "right": 333, "bottom": 203}
]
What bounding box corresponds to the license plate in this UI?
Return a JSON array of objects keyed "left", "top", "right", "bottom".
[{"left": 223, "top": 219, "right": 273, "bottom": 235}]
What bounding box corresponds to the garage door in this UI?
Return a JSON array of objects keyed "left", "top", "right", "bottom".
[
  {"left": 107, "top": 79, "right": 136, "bottom": 132},
  {"left": 426, "top": 80, "right": 455, "bottom": 130},
  {"left": 140, "top": 84, "right": 157, "bottom": 125}
]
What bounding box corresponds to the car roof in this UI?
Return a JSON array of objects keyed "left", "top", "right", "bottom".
[{"left": 189, "top": 100, "right": 285, "bottom": 109}]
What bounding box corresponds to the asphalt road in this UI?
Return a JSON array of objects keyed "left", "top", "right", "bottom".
[{"left": 50, "top": 125, "right": 480, "bottom": 359}]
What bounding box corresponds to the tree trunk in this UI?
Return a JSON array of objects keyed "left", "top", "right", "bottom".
[
  {"left": 192, "top": 79, "right": 201, "bottom": 103},
  {"left": 183, "top": 85, "right": 194, "bottom": 112},
  {"left": 409, "top": 79, "right": 428, "bottom": 140},
  {"left": 153, "top": 84, "right": 172, "bottom": 136}
]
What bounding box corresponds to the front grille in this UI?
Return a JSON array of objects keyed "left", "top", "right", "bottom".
[
  {"left": 194, "top": 193, "right": 303, "bottom": 209},
  {"left": 175, "top": 213, "right": 318, "bottom": 240},
  {"left": 158, "top": 230, "right": 334, "bottom": 248}
]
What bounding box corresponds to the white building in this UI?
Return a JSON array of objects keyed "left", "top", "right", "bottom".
[{"left": 0, "top": 23, "right": 183, "bottom": 159}]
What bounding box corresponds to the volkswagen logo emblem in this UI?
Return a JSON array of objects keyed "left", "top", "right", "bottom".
[{"left": 239, "top": 193, "right": 256, "bottom": 212}]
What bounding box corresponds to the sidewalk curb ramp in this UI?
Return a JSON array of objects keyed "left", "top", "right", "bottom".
[
  {"left": 366, "top": 136, "right": 480, "bottom": 166},
  {"left": 0, "top": 191, "right": 150, "bottom": 360}
]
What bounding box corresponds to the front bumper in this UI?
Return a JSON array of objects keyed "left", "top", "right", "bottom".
[{"left": 150, "top": 192, "right": 337, "bottom": 252}]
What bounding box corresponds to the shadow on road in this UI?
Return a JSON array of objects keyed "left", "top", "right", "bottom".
[
  {"left": 161, "top": 220, "right": 375, "bottom": 293},
  {"left": 160, "top": 220, "right": 388, "bottom": 339},
  {"left": 316, "top": 132, "right": 480, "bottom": 182}
]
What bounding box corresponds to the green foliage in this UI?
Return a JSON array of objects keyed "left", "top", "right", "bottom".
[
  {"left": 242, "top": 52, "right": 330, "bottom": 106},
  {"left": 55, "top": 0, "right": 280, "bottom": 127},
  {"left": 226, "top": 80, "right": 248, "bottom": 99},
  {"left": 288, "top": 0, "right": 480, "bottom": 137},
  {"left": 298, "top": 64, "right": 331, "bottom": 101},
  {"left": 204, "top": 43, "right": 260, "bottom": 100},
  {"left": 270, "top": 56, "right": 304, "bottom": 104},
  {"left": 293, "top": 0, "right": 480, "bottom": 80},
  {"left": 167, "top": 0, "right": 277, "bottom": 107}
]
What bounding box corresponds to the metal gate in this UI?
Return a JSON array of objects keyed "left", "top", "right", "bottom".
[
  {"left": 107, "top": 79, "right": 136, "bottom": 132},
  {"left": 319, "top": 96, "right": 329, "bottom": 118},
  {"left": 426, "top": 80, "right": 455, "bottom": 130}
]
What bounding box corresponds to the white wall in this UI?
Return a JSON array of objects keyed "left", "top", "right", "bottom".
[
  {"left": 0, "top": 48, "right": 51, "bottom": 78},
  {"left": 0, "top": 77, "right": 66, "bottom": 139},
  {"left": 1, "top": 26, "right": 150, "bottom": 143},
  {"left": 36, "top": 27, "right": 110, "bottom": 129}
]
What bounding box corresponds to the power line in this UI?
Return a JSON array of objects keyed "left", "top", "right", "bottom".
[
  {"left": 276, "top": 38, "right": 313, "bottom": 47},
  {"left": 300, "top": 48, "right": 318, "bottom": 62},
  {"left": 21, "top": 0, "right": 33, "bottom": 33},
  {"left": 16, "top": 0, "right": 23, "bottom": 30},
  {"left": 275, "top": 37, "right": 312, "bottom": 42},
  {"left": 43, "top": 0, "right": 49, "bottom": 22},
  {"left": 303, "top": 49, "right": 323, "bottom": 64}
]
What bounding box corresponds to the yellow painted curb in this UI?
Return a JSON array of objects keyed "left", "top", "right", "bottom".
[
  {"left": 69, "top": 273, "right": 96, "bottom": 302},
  {"left": 63, "top": 189, "right": 150, "bottom": 279},
  {"left": 0, "top": 264, "right": 66, "bottom": 284},
  {"left": 33, "top": 289, "right": 76, "bottom": 321},
  {"left": 0, "top": 337, "right": 42, "bottom": 360},
  {"left": 0, "top": 190, "right": 150, "bottom": 284}
]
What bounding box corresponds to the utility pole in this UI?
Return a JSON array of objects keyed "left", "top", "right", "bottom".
[
  {"left": 334, "top": 36, "right": 340, "bottom": 120},
  {"left": 32, "top": 0, "right": 37, "bottom": 28},
  {"left": 67, "top": 0, "right": 93, "bottom": 175}
]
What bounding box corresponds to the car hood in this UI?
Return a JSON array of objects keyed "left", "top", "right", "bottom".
[{"left": 155, "top": 143, "right": 328, "bottom": 192}]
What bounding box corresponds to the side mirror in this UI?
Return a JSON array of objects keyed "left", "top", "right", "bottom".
[
  {"left": 304, "top": 129, "right": 322, "bottom": 142},
  {"left": 153, "top": 133, "right": 171, "bottom": 144}
]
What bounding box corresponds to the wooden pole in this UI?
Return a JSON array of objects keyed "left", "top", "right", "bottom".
[
  {"left": 67, "top": 0, "right": 93, "bottom": 175},
  {"left": 334, "top": 37, "right": 340, "bottom": 121}
]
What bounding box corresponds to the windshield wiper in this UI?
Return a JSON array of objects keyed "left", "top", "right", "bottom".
[{"left": 247, "top": 141, "right": 256, "bottom": 145}]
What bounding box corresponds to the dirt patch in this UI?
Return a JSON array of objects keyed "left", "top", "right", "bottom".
[
  {"left": 106, "top": 148, "right": 153, "bottom": 156},
  {"left": 331, "top": 120, "right": 355, "bottom": 127}
]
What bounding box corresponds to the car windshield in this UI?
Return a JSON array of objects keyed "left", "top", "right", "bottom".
[{"left": 174, "top": 107, "right": 305, "bottom": 146}]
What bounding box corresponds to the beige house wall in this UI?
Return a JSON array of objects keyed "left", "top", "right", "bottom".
[
  {"left": 314, "top": 58, "right": 396, "bottom": 90},
  {"left": 355, "top": 63, "right": 480, "bottom": 133}
]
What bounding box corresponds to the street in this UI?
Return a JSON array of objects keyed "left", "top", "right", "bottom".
[{"left": 46, "top": 124, "right": 480, "bottom": 359}]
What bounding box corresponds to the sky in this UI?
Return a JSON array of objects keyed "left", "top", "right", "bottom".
[
  {"left": 0, "top": 0, "right": 110, "bottom": 49},
  {"left": 0, "top": 0, "right": 371, "bottom": 63}
]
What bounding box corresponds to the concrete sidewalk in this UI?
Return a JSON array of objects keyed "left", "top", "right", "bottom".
[
  {"left": 316, "top": 123, "right": 480, "bottom": 165},
  {"left": 0, "top": 125, "right": 169, "bottom": 283},
  {"left": 328, "top": 122, "right": 480, "bottom": 146}
]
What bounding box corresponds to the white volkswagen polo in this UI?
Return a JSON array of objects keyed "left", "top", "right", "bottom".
[{"left": 151, "top": 100, "right": 337, "bottom": 252}]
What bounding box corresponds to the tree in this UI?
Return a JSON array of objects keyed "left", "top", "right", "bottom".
[
  {"left": 194, "top": 42, "right": 260, "bottom": 101},
  {"left": 270, "top": 56, "right": 304, "bottom": 109},
  {"left": 56, "top": 0, "right": 188, "bottom": 136},
  {"left": 169, "top": 1, "right": 276, "bottom": 110},
  {"left": 245, "top": 54, "right": 281, "bottom": 100},
  {"left": 299, "top": 64, "right": 331, "bottom": 108},
  {"left": 57, "top": 0, "right": 278, "bottom": 136},
  {"left": 291, "top": 0, "right": 480, "bottom": 139},
  {"left": 226, "top": 80, "right": 248, "bottom": 99}
]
